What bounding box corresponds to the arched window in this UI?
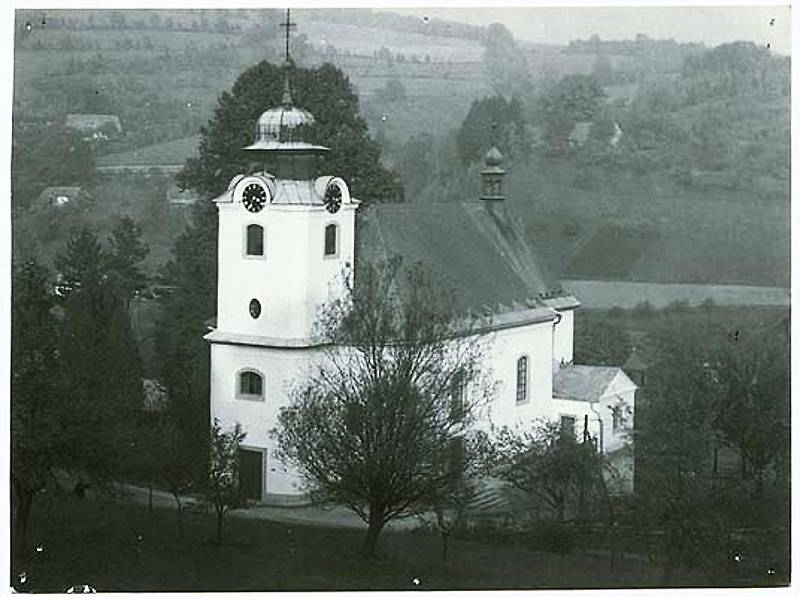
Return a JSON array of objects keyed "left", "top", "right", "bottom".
[
  {"left": 238, "top": 370, "right": 264, "bottom": 401},
  {"left": 246, "top": 224, "right": 264, "bottom": 256},
  {"left": 516, "top": 356, "right": 528, "bottom": 403},
  {"left": 324, "top": 223, "right": 338, "bottom": 257}
]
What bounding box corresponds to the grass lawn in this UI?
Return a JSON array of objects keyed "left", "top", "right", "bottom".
[{"left": 14, "top": 489, "right": 702, "bottom": 592}]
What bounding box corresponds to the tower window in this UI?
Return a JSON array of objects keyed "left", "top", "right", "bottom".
[
  {"left": 246, "top": 224, "right": 264, "bottom": 256},
  {"left": 516, "top": 356, "right": 529, "bottom": 403},
  {"left": 324, "top": 223, "right": 338, "bottom": 257},
  {"left": 238, "top": 370, "right": 264, "bottom": 401}
]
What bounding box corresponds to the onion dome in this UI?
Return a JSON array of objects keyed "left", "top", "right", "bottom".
[
  {"left": 484, "top": 146, "right": 504, "bottom": 167},
  {"left": 244, "top": 72, "right": 328, "bottom": 154}
]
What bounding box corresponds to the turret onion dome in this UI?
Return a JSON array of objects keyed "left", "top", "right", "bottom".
[
  {"left": 244, "top": 72, "right": 328, "bottom": 154},
  {"left": 484, "top": 146, "right": 504, "bottom": 167}
]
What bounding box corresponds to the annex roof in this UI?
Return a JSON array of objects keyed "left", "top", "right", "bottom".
[
  {"left": 356, "top": 201, "right": 578, "bottom": 316},
  {"left": 553, "top": 365, "right": 636, "bottom": 403}
]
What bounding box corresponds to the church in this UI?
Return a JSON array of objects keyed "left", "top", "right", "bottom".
[{"left": 204, "top": 65, "right": 637, "bottom": 504}]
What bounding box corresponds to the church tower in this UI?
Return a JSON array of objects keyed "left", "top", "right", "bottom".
[
  {"left": 205, "top": 11, "right": 359, "bottom": 501},
  {"left": 212, "top": 65, "right": 358, "bottom": 342}
]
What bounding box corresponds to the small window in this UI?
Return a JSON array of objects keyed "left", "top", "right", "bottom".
[
  {"left": 516, "top": 356, "right": 528, "bottom": 403},
  {"left": 611, "top": 404, "right": 623, "bottom": 432},
  {"left": 246, "top": 224, "right": 264, "bottom": 256},
  {"left": 560, "top": 415, "right": 576, "bottom": 439},
  {"left": 249, "top": 298, "right": 261, "bottom": 319},
  {"left": 238, "top": 370, "right": 264, "bottom": 400},
  {"left": 324, "top": 223, "right": 338, "bottom": 257}
]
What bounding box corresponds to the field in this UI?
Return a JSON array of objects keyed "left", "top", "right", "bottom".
[
  {"left": 302, "top": 18, "right": 486, "bottom": 63},
  {"left": 509, "top": 157, "right": 790, "bottom": 287},
  {"left": 15, "top": 489, "right": 708, "bottom": 592}
]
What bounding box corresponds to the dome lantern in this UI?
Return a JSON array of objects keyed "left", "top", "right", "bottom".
[{"left": 481, "top": 145, "right": 506, "bottom": 201}]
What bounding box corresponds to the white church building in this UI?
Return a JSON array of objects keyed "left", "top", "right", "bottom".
[{"left": 205, "top": 72, "right": 637, "bottom": 503}]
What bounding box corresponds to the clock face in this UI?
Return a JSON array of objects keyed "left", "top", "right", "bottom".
[
  {"left": 324, "top": 184, "right": 342, "bottom": 214},
  {"left": 242, "top": 182, "right": 267, "bottom": 213}
]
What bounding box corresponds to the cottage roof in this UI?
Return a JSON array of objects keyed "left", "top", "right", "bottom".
[
  {"left": 166, "top": 183, "right": 200, "bottom": 205},
  {"left": 356, "top": 201, "right": 578, "bottom": 315},
  {"left": 37, "top": 186, "right": 86, "bottom": 206},
  {"left": 553, "top": 365, "right": 635, "bottom": 403},
  {"left": 65, "top": 114, "right": 122, "bottom": 133}
]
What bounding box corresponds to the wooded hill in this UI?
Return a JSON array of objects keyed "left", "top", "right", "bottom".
[{"left": 11, "top": 9, "right": 790, "bottom": 289}]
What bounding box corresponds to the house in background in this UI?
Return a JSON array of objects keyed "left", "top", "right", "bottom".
[
  {"left": 65, "top": 113, "right": 122, "bottom": 142},
  {"left": 166, "top": 182, "right": 200, "bottom": 207},
  {"left": 205, "top": 70, "right": 637, "bottom": 504},
  {"left": 34, "top": 186, "right": 91, "bottom": 209}
]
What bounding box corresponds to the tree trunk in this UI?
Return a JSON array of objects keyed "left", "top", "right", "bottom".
[
  {"left": 441, "top": 531, "right": 450, "bottom": 562},
  {"left": 172, "top": 493, "right": 183, "bottom": 538},
  {"left": 148, "top": 481, "right": 154, "bottom": 514},
  {"left": 216, "top": 506, "right": 224, "bottom": 544},
  {"left": 362, "top": 507, "right": 386, "bottom": 559},
  {"left": 11, "top": 482, "right": 35, "bottom": 559}
]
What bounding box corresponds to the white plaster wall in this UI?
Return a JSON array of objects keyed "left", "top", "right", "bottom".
[
  {"left": 216, "top": 202, "right": 356, "bottom": 340},
  {"left": 552, "top": 309, "right": 574, "bottom": 365},
  {"left": 210, "top": 342, "right": 324, "bottom": 495},
  {"left": 478, "top": 321, "right": 555, "bottom": 431}
]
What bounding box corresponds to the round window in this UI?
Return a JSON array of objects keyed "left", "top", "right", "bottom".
[{"left": 249, "top": 298, "right": 261, "bottom": 319}]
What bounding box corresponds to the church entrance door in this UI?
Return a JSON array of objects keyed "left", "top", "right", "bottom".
[{"left": 238, "top": 448, "right": 264, "bottom": 501}]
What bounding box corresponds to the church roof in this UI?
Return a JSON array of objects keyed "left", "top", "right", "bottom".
[
  {"left": 356, "top": 201, "right": 578, "bottom": 315},
  {"left": 553, "top": 365, "right": 634, "bottom": 403}
]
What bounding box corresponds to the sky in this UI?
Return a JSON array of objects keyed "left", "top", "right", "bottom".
[{"left": 389, "top": 5, "right": 791, "bottom": 55}]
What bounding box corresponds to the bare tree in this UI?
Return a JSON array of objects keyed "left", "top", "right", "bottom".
[
  {"left": 204, "top": 418, "right": 246, "bottom": 544},
  {"left": 276, "top": 258, "right": 489, "bottom": 558}
]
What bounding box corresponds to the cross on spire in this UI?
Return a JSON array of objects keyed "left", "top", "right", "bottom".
[{"left": 279, "top": 8, "right": 297, "bottom": 64}]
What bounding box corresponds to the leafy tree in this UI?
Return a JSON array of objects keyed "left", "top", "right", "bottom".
[
  {"left": 540, "top": 75, "right": 607, "bottom": 156},
  {"left": 574, "top": 318, "right": 632, "bottom": 366},
  {"left": 592, "top": 54, "right": 615, "bottom": 85},
  {"left": 374, "top": 78, "right": 407, "bottom": 104},
  {"left": 276, "top": 259, "right": 489, "bottom": 557},
  {"left": 11, "top": 259, "right": 63, "bottom": 555},
  {"left": 711, "top": 321, "right": 789, "bottom": 492},
  {"left": 176, "top": 61, "right": 403, "bottom": 202},
  {"left": 491, "top": 419, "right": 610, "bottom": 521},
  {"left": 456, "top": 95, "right": 527, "bottom": 165},
  {"left": 204, "top": 419, "right": 246, "bottom": 544},
  {"left": 482, "top": 22, "right": 532, "bottom": 97}
]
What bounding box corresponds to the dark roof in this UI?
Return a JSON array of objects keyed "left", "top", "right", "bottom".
[{"left": 356, "top": 201, "right": 570, "bottom": 314}]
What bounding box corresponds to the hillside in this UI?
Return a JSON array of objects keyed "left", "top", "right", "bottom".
[{"left": 11, "top": 9, "right": 790, "bottom": 292}]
